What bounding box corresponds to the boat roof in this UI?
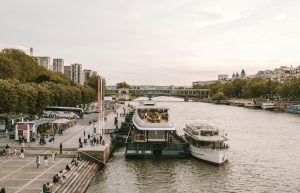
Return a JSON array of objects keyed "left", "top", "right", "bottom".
[
  {"left": 186, "top": 123, "right": 219, "bottom": 131},
  {"left": 184, "top": 123, "right": 227, "bottom": 142},
  {"left": 132, "top": 111, "right": 175, "bottom": 130}
]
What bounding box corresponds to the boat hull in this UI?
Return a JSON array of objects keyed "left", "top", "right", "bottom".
[{"left": 188, "top": 145, "right": 228, "bottom": 165}]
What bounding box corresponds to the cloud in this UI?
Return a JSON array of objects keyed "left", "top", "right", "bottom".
[{"left": 193, "top": 8, "right": 246, "bottom": 27}]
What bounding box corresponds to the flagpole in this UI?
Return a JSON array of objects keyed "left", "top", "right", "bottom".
[
  {"left": 98, "top": 78, "right": 101, "bottom": 135},
  {"left": 100, "top": 78, "right": 103, "bottom": 136}
]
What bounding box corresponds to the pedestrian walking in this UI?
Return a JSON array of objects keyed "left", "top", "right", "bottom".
[
  {"left": 52, "top": 136, "right": 55, "bottom": 144},
  {"left": 84, "top": 130, "right": 86, "bottom": 137},
  {"left": 52, "top": 151, "right": 56, "bottom": 163},
  {"left": 20, "top": 147, "right": 24, "bottom": 159},
  {"left": 36, "top": 156, "right": 41, "bottom": 168},
  {"left": 13, "top": 148, "right": 17, "bottom": 158},
  {"left": 88, "top": 133, "right": 90, "bottom": 140},
  {"left": 21, "top": 142, "right": 25, "bottom": 152},
  {"left": 5, "top": 144, "right": 10, "bottom": 156},
  {"left": 44, "top": 155, "right": 48, "bottom": 167},
  {"left": 79, "top": 137, "right": 82, "bottom": 144}
]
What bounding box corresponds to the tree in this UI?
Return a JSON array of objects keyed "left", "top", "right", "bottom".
[
  {"left": 223, "top": 83, "right": 234, "bottom": 97},
  {"left": 116, "top": 82, "right": 130, "bottom": 89},
  {"left": 212, "top": 92, "right": 225, "bottom": 101}
]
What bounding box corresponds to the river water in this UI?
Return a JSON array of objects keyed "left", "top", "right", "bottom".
[{"left": 87, "top": 97, "right": 300, "bottom": 193}]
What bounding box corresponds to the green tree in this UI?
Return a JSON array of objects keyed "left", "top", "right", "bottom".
[
  {"left": 116, "top": 81, "right": 130, "bottom": 89},
  {"left": 212, "top": 92, "right": 225, "bottom": 101}
]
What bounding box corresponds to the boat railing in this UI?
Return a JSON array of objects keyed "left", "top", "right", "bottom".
[
  {"left": 192, "top": 144, "right": 229, "bottom": 150},
  {"left": 126, "top": 142, "right": 187, "bottom": 150}
]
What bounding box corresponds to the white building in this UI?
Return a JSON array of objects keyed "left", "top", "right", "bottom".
[
  {"left": 36, "top": 56, "right": 52, "bottom": 70},
  {"left": 218, "top": 74, "right": 229, "bottom": 81},
  {"left": 83, "top": 69, "right": 97, "bottom": 82},
  {"left": 71, "top": 63, "right": 84, "bottom": 85},
  {"left": 53, "top": 58, "right": 64, "bottom": 73}
]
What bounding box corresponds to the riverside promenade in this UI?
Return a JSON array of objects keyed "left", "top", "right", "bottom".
[{"left": 0, "top": 104, "right": 126, "bottom": 193}]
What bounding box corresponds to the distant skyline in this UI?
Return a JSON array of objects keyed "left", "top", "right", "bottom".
[{"left": 1, "top": 0, "right": 300, "bottom": 86}]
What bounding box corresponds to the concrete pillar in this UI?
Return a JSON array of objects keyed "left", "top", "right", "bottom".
[
  {"left": 27, "top": 124, "right": 30, "bottom": 143},
  {"left": 15, "top": 125, "right": 18, "bottom": 140}
]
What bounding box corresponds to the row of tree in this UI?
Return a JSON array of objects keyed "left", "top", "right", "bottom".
[
  {"left": 0, "top": 48, "right": 99, "bottom": 114},
  {"left": 0, "top": 79, "right": 95, "bottom": 114},
  {"left": 194, "top": 77, "right": 300, "bottom": 100}
]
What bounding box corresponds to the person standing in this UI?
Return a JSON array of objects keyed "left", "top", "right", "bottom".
[
  {"left": 36, "top": 156, "right": 40, "bottom": 168},
  {"left": 44, "top": 155, "right": 48, "bottom": 167},
  {"left": 88, "top": 133, "right": 90, "bottom": 140},
  {"left": 13, "top": 148, "right": 17, "bottom": 158},
  {"left": 51, "top": 151, "right": 56, "bottom": 163},
  {"left": 96, "top": 138, "right": 99, "bottom": 146},
  {"left": 20, "top": 147, "right": 24, "bottom": 159},
  {"left": 84, "top": 130, "right": 86, "bottom": 137},
  {"left": 60, "top": 143, "right": 62, "bottom": 154},
  {"left": 52, "top": 136, "right": 55, "bottom": 144},
  {"left": 93, "top": 136, "right": 96, "bottom": 146}
]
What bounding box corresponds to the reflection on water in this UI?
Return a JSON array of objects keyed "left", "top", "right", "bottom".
[{"left": 87, "top": 97, "right": 300, "bottom": 193}]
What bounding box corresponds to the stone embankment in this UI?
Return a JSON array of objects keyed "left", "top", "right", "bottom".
[{"left": 48, "top": 159, "right": 101, "bottom": 193}]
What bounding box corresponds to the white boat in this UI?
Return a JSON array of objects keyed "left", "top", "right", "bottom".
[
  {"left": 261, "top": 103, "right": 276, "bottom": 110},
  {"left": 183, "top": 123, "right": 229, "bottom": 165}
]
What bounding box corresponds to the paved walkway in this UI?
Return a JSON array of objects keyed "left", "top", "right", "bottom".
[
  {"left": 0, "top": 154, "right": 71, "bottom": 193},
  {"left": 0, "top": 104, "right": 127, "bottom": 192}
]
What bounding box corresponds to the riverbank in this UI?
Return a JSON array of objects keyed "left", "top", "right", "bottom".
[
  {"left": 0, "top": 103, "right": 126, "bottom": 193},
  {"left": 198, "top": 98, "right": 300, "bottom": 111}
]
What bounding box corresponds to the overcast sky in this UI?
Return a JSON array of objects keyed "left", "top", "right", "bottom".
[{"left": 1, "top": 0, "right": 300, "bottom": 85}]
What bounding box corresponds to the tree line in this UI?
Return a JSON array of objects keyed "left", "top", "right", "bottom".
[
  {"left": 0, "top": 48, "right": 99, "bottom": 114},
  {"left": 193, "top": 77, "right": 300, "bottom": 100}
]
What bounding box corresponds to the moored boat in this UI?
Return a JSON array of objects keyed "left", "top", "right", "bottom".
[
  {"left": 125, "top": 105, "right": 188, "bottom": 158},
  {"left": 244, "top": 102, "right": 261, "bottom": 109},
  {"left": 183, "top": 123, "right": 229, "bottom": 165},
  {"left": 261, "top": 103, "right": 276, "bottom": 110},
  {"left": 285, "top": 104, "right": 300, "bottom": 114}
]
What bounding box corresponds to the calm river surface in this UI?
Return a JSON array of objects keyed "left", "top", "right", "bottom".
[{"left": 87, "top": 97, "right": 300, "bottom": 193}]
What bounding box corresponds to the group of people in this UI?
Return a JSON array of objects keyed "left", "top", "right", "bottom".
[
  {"left": 79, "top": 132, "right": 105, "bottom": 148},
  {"left": 36, "top": 151, "right": 56, "bottom": 168},
  {"left": 0, "top": 144, "right": 25, "bottom": 159},
  {"left": 42, "top": 183, "right": 52, "bottom": 193}
]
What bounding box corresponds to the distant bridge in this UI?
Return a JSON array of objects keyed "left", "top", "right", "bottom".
[{"left": 105, "top": 88, "right": 210, "bottom": 99}]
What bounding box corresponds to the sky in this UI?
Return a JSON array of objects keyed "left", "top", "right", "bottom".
[{"left": 1, "top": 0, "right": 300, "bottom": 86}]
